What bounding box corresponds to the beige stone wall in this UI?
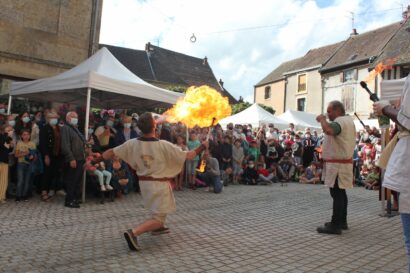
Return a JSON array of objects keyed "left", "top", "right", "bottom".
[
  {"left": 254, "top": 80, "right": 285, "bottom": 115},
  {"left": 0, "top": 0, "right": 102, "bottom": 81},
  {"left": 285, "top": 69, "right": 323, "bottom": 115}
]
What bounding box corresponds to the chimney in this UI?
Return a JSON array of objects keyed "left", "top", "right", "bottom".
[
  {"left": 350, "top": 28, "right": 358, "bottom": 37},
  {"left": 403, "top": 5, "right": 410, "bottom": 21},
  {"left": 145, "top": 42, "right": 153, "bottom": 52},
  {"left": 219, "top": 79, "right": 224, "bottom": 87},
  {"left": 203, "top": 56, "right": 208, "bottom": 65}
]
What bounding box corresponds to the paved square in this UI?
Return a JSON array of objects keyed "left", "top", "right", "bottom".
[{"left": 0, "top": 183, "right": 407, "bottom": 273}]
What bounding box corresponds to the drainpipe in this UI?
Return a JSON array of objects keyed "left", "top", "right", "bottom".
[
  {"left": 89, "top": 0, "right": 101, "bottom": 56},
  {"left": 283, "top": 79, "right": 288, "bottom": 113}
]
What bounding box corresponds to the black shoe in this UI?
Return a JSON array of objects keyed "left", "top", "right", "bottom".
[
  {"left": 124, "top": 230, "right": 141, "bottom": 251},
  {"left": 325, "top": 221, "right": 348, "bottom": 230},
  {"left": 15, "top": 197, "right": 21, "bottom": 202},
  {"left": 317, "top": 224, "right": 342, "bottom": 235},
  {"left": 65, "top": 201, "right": 80, "bottom": 208}
]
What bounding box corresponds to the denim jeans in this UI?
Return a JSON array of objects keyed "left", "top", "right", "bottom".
[
  {"left": 401, "top": 213, "right": 410, "bottom": 273},
  {"left": 206, "top": 174, "right": 223, "bottom": 193},
  {"left": 16, "top": 163, "right": 32, "bottom": 198}
]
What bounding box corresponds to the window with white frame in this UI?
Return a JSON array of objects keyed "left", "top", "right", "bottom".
[{"left": 343, "top": 69, "right": 355, "bottom": 82}]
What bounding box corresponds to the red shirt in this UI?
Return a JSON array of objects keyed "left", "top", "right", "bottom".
[{"left": 257, "top": 168, "right": 269, "bottom": 177}]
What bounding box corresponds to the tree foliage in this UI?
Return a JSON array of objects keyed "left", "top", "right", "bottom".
[{"left": 231, "top": 100, "right": 275, "bottom": 115}]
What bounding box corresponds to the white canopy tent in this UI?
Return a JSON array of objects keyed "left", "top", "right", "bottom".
[
  {"left": 218, "top": 103, "right": 288, "bottom": 129},
  {"left": 276, "top": 109, "right": 321, "bottom": 129},
  {"left": 9, "top": 47, "right": 183, "bottom": 202},
  {"left": 380, "top": 77, "right": 406, "bottom": 101},
  {"left": 9, "top": 47, "right": 183, "bottom": 110}
]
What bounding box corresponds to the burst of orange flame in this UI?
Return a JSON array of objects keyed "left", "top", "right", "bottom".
[
  {"left": 365, "top": 58, "right": 396, "bottom": 83},
  {"left": 165, "top": 85, "right": 232, "bottom": 128}
]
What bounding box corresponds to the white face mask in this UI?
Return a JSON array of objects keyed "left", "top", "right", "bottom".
[
  {"left": 70, "top": 118, "right": 78, "bottom": 126},
  {"left": 0, "top": 109, "right": 5, "bottom": 114},
  {"left": 249, "top": 164, "right": 254, "bottom": 168},
  {"left": 49, "top": 118, "right": 58, "bottom": 126},
  {"left": 22, "top": 117, "right": 30, "bottom": 123},
  {"left": 124, "top": 123, "right": 131, "bottom": 128},
  {"left": 88, "top": 128, "right": 94, "bottom": 134},
  {"left": 8, "top": 120, "right": 15, "bottom": 127},
  {"left": 106, "top": 120, "right": 114, "bottom": 127}
]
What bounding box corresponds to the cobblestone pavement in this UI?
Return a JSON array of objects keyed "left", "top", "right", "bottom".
[{"left": 0, "top": 183, "right": 407, "bottom": 273}]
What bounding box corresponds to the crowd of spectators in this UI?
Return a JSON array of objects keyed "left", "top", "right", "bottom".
[{"left": 0, "top": 102, "right": 386, "bottom": 207}]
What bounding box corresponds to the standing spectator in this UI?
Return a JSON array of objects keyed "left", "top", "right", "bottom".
[
  {"left": 0, "top": 125, "right": 14, "bottom": 203},
  {"left": 247, "top": 140, "right": 260, "bottom": 162},
  {"left": 291, "top": 134, "right": 303, "bottom": 166},
  {"left": 302, "top": 132, "right": 316, "bottom": 167},
  {"left": 266, "top": 124, "right": 279, "bottom": 141},
  {"left": 61, "top": 111, "right": 86, "bottom": 208},
  {"left": 16, "top": 112, "right": 40, "bottom": 146},
  {"left": 15, "top": 129, "right": 37, "bottom": 202},
  {"left": 114, "top": 116, "right": 138, "bottom": 146},
  {"left": 186, "top": 131, "right": 200, "bottom": 190},
  {"left": 95, "top": 115, "right": 117, "bottom": 151},
  {"left": 39, "top": 112, "right": 62, "bottom": 201},
  {"left": 232, "top": 139, "right": 244, "bottom": 184},
  {"left": 34, "top": 111, "right": 45, "bottom": 130},
  {"left": 220, "top": 135, "right": 232, "bottom": 171},
  {"left": 174, "top": 135, "right": 187, "bottom": 191}
]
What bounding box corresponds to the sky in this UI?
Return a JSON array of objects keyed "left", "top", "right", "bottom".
[{"left": 100, "top": 0, "right": 407, "bottom": 103}]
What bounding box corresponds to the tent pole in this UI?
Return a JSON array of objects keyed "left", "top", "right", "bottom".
[
  {"left": 7, "top": 95, "right": 12, "bottom": 115},
  {"left": 82, "top": 88, "right": 92, "bottom": 203}
]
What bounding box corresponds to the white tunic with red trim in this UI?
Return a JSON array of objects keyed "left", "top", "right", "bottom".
[
  {"left": 113, "top": 138, "right": 187, "bottom": 214},
  {"left": 321, "top": 116, "right": 356, "bottom": 189}
]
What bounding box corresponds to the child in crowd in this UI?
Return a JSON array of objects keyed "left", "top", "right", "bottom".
[
  {"left": 0, "top": 125, "right": 14, "bottom": 203},
  {"left": 15, "top": 129, "right": 37, "bottom": 201},
  {"left": 186, "top": 131, "right": 200, "bottom": 190},
  {"left": 107, "top": 155, "right": 131, "bottom": 197},
  {"left": 232, "top": 139, "right": 244, "bottom": 184},
  {"left": 86, "top": 149, "right": 113, "bottom": 192},
  {"left": 299, "top": 163, "right": 321, "bottom": 184},
  {"left": 363, "top": 165, "right": 381, "bottom": 190},
  {"left": 242, "top": 161, "right": 258, "bottom": 185},
  {"left": 256, "top": 163, "right": 276, "bottom": 185},
  {"left": 175, "top": 135, "right": 187, "bottom": 190}
]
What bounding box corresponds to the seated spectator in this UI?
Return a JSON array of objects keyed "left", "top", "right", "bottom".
[
  {"left": 363, "top": 165, "right": 380, "bottom": 190},
  {"left": 257, "top": 163, "right": 277, "bottom": 185},
  {"left": 277, "top": 152, "right": 296, "bottom": 182},
  {"left": 299, "top": 163, "right": 321, "bottom": 184},
  {"left": 198, "top": 151, "right": 223, "bottom": 193},
  {"left": 85, "top": 149, "right": 113, "bottom": 192},
  {"left": 221, "top": 166, "right": 233, "bottom": 186},
  {"left": 242, "top": 161, "right": 258, "bottom": 185},
  {"left": 107, "top": 155, "right": 133, "bottom": 196}
]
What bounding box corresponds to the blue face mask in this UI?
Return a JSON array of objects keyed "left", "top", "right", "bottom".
[
  {"left": 0, "top": 109, "right": 5, "bottom": 114},
  {"left": 70, "top": 118, "right": 78, "bottom": 126},
  {"left": 22, "top": 117, "right": 30, "bottom": 123},
  {"left": 8, "top": 120, "right": 15, "bottom": 127},
  {"left": 49, "top": 118, "right": 58, "bottom": 126},
  {"left": 88, "top": 128, "right": 94, "bottom": 134}
]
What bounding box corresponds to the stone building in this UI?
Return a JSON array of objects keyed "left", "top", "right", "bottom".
[{"left": 0, "top": 0, "right": 102, "bottom": 96}]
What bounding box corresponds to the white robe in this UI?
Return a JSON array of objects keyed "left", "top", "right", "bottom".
[
  {"left": 113, "top": 138, "right": 187, "bottom": 214},
  {"left": 383, "top": 75, "right": 410, "bottom": 201}
]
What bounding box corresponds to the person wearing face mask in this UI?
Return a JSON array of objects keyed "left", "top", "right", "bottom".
[
  {"left": 302, "top": 132, "right": 316, "bottom": 168},
  {"left": 0, "top": 125, "right": 14, "bottom": 203},
  {"left": 0, "top": 104, "right": 6, "bottom": 127},
  {"left": 16, "top": 112, "right": 40, "bottom": 146},
  {"left": 95, "top": 116, "right": 117, "bottom": 152},
  {"left": 114, "top": 116, "right": 138, "bottom": 146},
  {"left": 39, "top": 112, "right": 62, "bottom": 201},
  {"left": 60, "top": 111, "right": 86, "bottom": 208}
]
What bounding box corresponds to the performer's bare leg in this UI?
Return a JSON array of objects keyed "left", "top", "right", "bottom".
[{"left": 132, "top": 219, "right": 163, "bottom": 236}]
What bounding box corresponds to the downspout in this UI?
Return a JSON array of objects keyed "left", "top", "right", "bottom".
[
  {"left": 321, "top": 76, "right": 325, "bottom": 113},
  {"left": 88, "top": 0, "right": 101, "bottom": 56},
  {"left": 283, "top": 78, "right": 288, "bottom": 113}
]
